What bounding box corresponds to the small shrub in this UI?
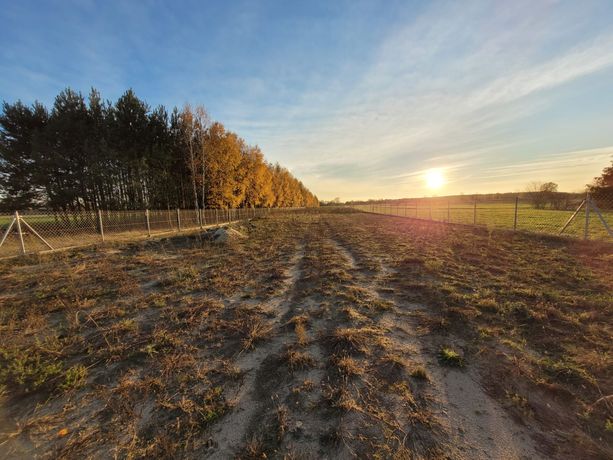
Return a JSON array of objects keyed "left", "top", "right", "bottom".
[
  {"left": 152, "top": 296, "right": 167, "bottom": 308},
  {"left": 241, "top": 320, "right": 273, "bottom": 351},
  {"left": 289, "top": 315, "right": 309, "bottom": 346},
  {"left": 438, "top": 347, "right": 464, "bottom": 367},
  {"left": 371, "top": 299, "right": 393, "bottom": 311},
  {"left": 424, "top": 258, "right": 443, "bottom": 272},
  {"left": 476, "top": 297, "right": 499, "bottom": 312},
  {"left": 60, "top": 364, "right": 88, "bottom": 391},
  {"left": 327, "top": 327, "right": 387, "bottom": 355},
  {"left": 0, "top": 348, "right": 63, "bottom": 393},
  {"left": 283, "top": 348, "right": 315, "bottom": 371},
  {"left": 410, "top": 366, "right": 429, "bottom": 380},
  {"left": 334, "top": 355, "right": 363, "bottom": 376},
  {"left": 114, "top": 319, "right": 137, "bottom": 332},
  {"left": 505, "top": 391, "right": 532, "bottom": 417}
]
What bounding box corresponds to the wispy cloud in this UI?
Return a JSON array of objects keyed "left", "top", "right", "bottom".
[
  {"left": 1, "top": 0, "right": 612, "bottom": 200},
  {"left": 217, "top": 1, "right": 613, "bottom": 199}
]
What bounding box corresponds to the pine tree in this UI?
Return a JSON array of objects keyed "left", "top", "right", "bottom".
[{"left": 0, "top": 87, "right": 318, "bottom": 211}]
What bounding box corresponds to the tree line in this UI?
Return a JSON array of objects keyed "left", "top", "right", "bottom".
[
  {"left": 0, "top": 88, "right": 318, "bottom": 212},
  {"left": 587, "top": 160, "right": 612, "bottom": 208}
]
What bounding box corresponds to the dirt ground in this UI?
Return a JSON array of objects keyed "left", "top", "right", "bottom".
[{"left": 0, "top": 209, "right": 611, "bottom": 459}]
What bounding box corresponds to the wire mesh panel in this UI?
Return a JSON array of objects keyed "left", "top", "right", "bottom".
[
  {"left": 475, "top": 201, "right": 516, "bottom": 229},
  {"left": 351, "top": 192, "right": 613, "bottom": 242},
  {"left": 0, "top": 207, "right": 281, "bottom": 258},
  {"left": 148, "top": 209, "right": 177, "bottom": 233},
  {"left": 586, "top": 189, "right": 613, "bottom": 240},
  {"left": 201, "top": 208, "right": 219, "bottom": 226},
  {"left": 518, "top": 205, "right": 575, "bottom": 236},
  {"left": 178, "top": 209, "right": 200, "bottom": 230},
  {"left": 448, "top": 204, "right": 474, "bottom": 225},
  {"left": 19, "top": 210, "right": 100, "bottom": 252},
  {"left": 102, "top": 210, "right": 147, "bottom": 240}
]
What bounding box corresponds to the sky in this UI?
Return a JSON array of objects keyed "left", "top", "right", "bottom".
[{"left": 1, "top": 0, "right": 612, "bottom": 201}]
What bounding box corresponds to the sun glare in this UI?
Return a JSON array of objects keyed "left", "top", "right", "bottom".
[{"left": 425, "top": 169, "right": 445, "bottom": 190}]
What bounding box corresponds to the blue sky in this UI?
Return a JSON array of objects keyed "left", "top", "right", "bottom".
[{"left": 1, "top": 0, "right": 612, "bottom": 200}]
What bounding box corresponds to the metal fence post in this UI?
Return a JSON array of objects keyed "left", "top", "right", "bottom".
[
  {"left": 176, "top": 208, "right": 181, "bottom": 232},
  {"left": 97, "top": 210, "right": 105, "bottom": 242},
  {"left": 145, "top": 209, "right": 151, "bottom": 237},
  {"left": 473, "top": 198, "right": 477, "bottom": 225},
  {"left": 15, "top": 211, "right": 26, "bottom": 255},
  {"left": 513, "top": 196, "right": 519, "bottom": 231},
  {"left": 447, "top": 200, "right": 450, "bottom": 223},
  {"left": 584, "top": 193, "right": 591, "bottom": 240}
]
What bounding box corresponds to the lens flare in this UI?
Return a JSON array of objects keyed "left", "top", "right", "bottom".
[{"left": 425, "top": 169, "right": 445, "bottom": 189}]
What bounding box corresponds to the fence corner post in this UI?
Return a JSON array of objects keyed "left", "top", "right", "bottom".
[
  {"left": 15, "top": 211, "right": 26, "bottom": 255},
  {"left": 584, "top": 192, "right": 591, "bottom": 240},
  {"left": 97, "top": 209, "right": 105, "bottom": 242},
  {"left": 145, "top": 209, "right": 151, "bottom": 237},
  {"left": 513, "top": 196, "right": 519, "bottom": 231}
]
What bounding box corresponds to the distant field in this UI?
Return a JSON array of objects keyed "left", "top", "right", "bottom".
[
  {"left": 0, "top": 210, "right": 611, "bottom": 458},
  {"left": 353, "top": 202, "right": 613, "bottom": 241}
]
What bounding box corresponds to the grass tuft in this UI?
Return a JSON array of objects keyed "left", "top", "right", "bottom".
[
  {"left": 59, "top": 364, "right": 88, "bottom": 392},
  {"left": 438, "top": 347, "right": 464, "bottom": 367},
  {"left": 410, "top": 366, "right": 429, "bottom": 381}
]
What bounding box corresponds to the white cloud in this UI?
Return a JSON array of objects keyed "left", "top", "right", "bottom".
[{"left": 220, "top": 1, "right": 613, "bottom": 199}]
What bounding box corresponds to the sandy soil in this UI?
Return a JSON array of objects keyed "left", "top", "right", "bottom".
[{"left": 1, "top": 210, "right": 610, "bottom": 459}]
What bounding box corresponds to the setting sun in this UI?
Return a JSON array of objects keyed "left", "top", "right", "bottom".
[{"left": 425, "top": 169, "right": 445, "bottom": 190}]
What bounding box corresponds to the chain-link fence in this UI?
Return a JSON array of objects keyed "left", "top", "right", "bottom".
[
  {"left": 350, "top": 191, "right": 613, "bottom": 242},
  {"left": 0, "top": 207, "right": 295, "bottom": 258}
]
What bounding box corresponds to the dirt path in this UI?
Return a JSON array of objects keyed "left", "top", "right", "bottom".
[
  {"left": 205, "top": 244, "right": 306, "bottom": 458},
  {"left": 325, "top": 219, "right": 544, "bottom": 459},
  {"left": 203, "top": 214, "right": 544, "bottom": 458}
]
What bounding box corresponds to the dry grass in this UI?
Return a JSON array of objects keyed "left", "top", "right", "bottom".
[
  {"left": 282, "top": 347, "right": 315, "bottom": 372},
  {"left": 326, "top": 326, "right": 389, "bottom": 355},
  {"left": 326, "top": 211, "right": 613, "bottom": 458},
  {"left": 0, "top": 209, "right": 611, "bottom": 459}
]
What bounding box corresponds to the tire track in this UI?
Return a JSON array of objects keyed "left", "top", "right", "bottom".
[
  {"left": 204, "top": 244, "right": 305, "bottom": 458},
  {"left": 325, "top": 214, "right": 544, "bottom": 459}
]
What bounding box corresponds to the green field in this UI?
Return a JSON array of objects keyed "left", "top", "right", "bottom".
[{"left": 352, "top": 202, "right": 613, "bottom": 241}]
